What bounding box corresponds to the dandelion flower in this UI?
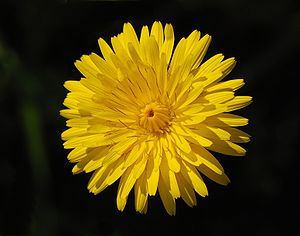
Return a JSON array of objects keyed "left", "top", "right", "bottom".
[{"left": 60, "top": 21, "right": 252, "bottom": 215}]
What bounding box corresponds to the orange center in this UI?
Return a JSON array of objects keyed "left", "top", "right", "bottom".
[{"left": 139, "top": 102, "right": 173, "bottom": 134}]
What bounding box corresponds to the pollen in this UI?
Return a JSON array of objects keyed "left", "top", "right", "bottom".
[{"left": 139, "top": 102, "right": 173, "bottom": 134}]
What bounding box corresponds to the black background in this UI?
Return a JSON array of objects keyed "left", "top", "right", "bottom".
[{"left": 0, "top": 0, "right": 299, "bottom": 235}]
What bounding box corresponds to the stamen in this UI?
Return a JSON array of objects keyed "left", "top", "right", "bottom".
[
  {"left": 139, "top": 102, "right": 173, "bottom": 134},
  {"left": 147, "top": 109, "right": 155, "bottom": 117}
]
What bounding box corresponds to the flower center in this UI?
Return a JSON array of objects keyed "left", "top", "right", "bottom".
[{"left": 139, "top": 102, "right": 173, "bottom": 134}]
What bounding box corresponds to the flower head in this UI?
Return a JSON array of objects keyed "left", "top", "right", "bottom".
[{"left": 61, "top": 21, "right": 252, "bottom": 215}]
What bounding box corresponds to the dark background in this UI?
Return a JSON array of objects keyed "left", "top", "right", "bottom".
[{"left": 1, "top": 0, "right": 299, "bottom": 235}]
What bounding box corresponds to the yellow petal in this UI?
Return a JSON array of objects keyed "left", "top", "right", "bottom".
[
  {"left": 195, "top": 54, "right": 224, "bottom": 77},
  {"left": 165, "top": 148, "right": 181, "bottom": 173},
  {"left": 124, "top": 142, "right": 147, "bottom": 167},
  {"left": 123, "top": 22, "right": 140, "bottom": 52},
  {"left": 190, "top": 143, "right": 224, "bottom": 174},
  {"left": 190, "top": 124, "right": 231, "bottom": 141},
  {"left": 60, "top": 109, "right": 80, "bottom": 119},
  {"left": 191, "top": 34, "right": 211, "bottom": 69},
  {"left": 177, "top": 149, "right": 202, "bottom": 166},
  {"left": 88, "top": 155, "right": 127, "bottom": 194},
  {"left": 167, "top": 66, "right": 181, "bottom": 100},
  {"left": 111, "top": 35, "right": 130, "bottom": 62},
  {"left": 160, "top": 153, "right": 180, "bottom": 198},
  {"left": 128, "top": 42, "right": 143, "bottom": 64},
  {"left": 101, "top": 137, "right": 137, "bottom": 167},
  {"left": 89, "top": 53, "right": 117, "bottom": 79},
  {"left": 146, "top": 158, "right": 160, "bottom": 196},
  {"left": 75, "top": 59, "right": 98, "bottom": 80},
  {"left": 63, "top": 129, "right": 132, "bottom": 149},
  {"left": 221, "top": 127, "right": 251, "bottom": 143},
  {"left": 176, "top": 173, "right": 197, "bottom": 207},
  {"left": 67, "top": 146, "right": 88, "bottom": 163},
  {"left": 98, "top": 37, "right": 114, "bottom": 66},
  {"left": 157, "top": 53, "right": 168, "bottom": 95},
  {"left": 73, "top": 146, "right": 107, "bottom": 174},
  {"left": 144, "top": 141, "right": 159, "bottom": 196},
  {"left": 184, "top": 31, "right": 213, "bottom": 72},
  {"left": 213, "top": 57, "right": 236, "bottom": 77},
  {"left": 150, "top": 21, "right": 163, "bottom": 49},
  {"left": 105, "top": 156, "right": 127, "bottom": 185},
  {"left": 61, "top": 127, "right": 87, "bottom": 141},
  {"left": 185, "top": 30, "right": 201, "bottom": 56},
  {"left": 83, "top": 147, "right": 110, "bottom": 173},
  {"left": 182, "top": 127, "right": 213, "bottom": 147},
  {"left": 204, "top": 113, "right": 249, "bottom": 127},
  {"left": 197, "top": 165, "right": 230, "bottom": 186},
  {"left": 93, "top": 109, "right": 136, "bottom": 123},
  {"left": 139, "top": 25, "right": 150, "bottom": 63},
  {"left": 197, "top": 91, "right": 234, "bottom": 105},
  {"left": 224, "top": 96, "right": 252, "bottom": 112},
  {"left": 66, "top": 117, "right": 91, "bottom": 128},
  {"left": 88, "top": 163, "right": 110, "bottom": 194},
  {"left": 169, "top": 38, "right": 186, "bottom": 74},
  {"left": 140, "top": 199, "right": 148, "bottom": 214},
  {"left": 205, "top": 79, "right": 245, "bottom": 92},
  {"left": 153, "top": 139, "right": 163, "bottom": 171},
  {"left": 161, "top": 23, "right": 174, "bottom": 64},
  {"left": 182, "top": 105, "right": 227, "bottom": 125},
  {"left": 80, "top": 76, "right": 107, "bottom": 95},
  {"left": 147, "top": 35, "right": 160, "bottom": 71},
  {"left": 116, "top": 166, "right": 135, "bottom": 211},
  {"left": 170, "top": 132, "right": 191, "bottom": 154},
  {"left": 207, "top": 140, "right": 246, "bottom": 156},
  {"left": 134, "top": 170, "right": 148, "bottom": 213},
  {"left": 175, "top": 85, "right": 203, "bottom": 109},
  {"left": 64, "top": 80, "right": 93, "bottom": 94},
  {"left": 63, "top": 134, "right": 103, "bottom": 149},
  {"left": 181, "top": 161, "right": 208, "bottom": 197},
  {"left": 158, "top": 176, "right": 176, "bottom": 216},
  {"left": 117, "top": 155, "right": 148, "bottom": 210},
  {"left": 131, "top": 154, "right": 148, "bottom": 179}
]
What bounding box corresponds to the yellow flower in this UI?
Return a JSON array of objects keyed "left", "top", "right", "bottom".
[{"left": 60, "top": 21, "right": 252, "bottom": 215}]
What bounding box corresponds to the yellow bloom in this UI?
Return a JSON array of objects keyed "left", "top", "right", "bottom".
[{"left": 60, "top": 21, "right": 252, "bottom": 215}]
